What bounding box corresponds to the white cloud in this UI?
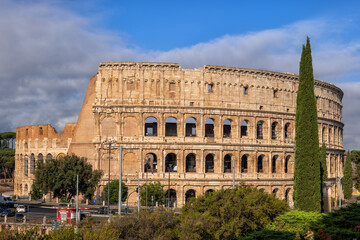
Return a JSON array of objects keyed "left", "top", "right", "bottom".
[{"left": 0, "top": 1, "right": 360, "bottom": 149}]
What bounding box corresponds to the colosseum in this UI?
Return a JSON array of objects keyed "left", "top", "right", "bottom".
[{"left": 14, "top": 62, "right": 345, "bottom": 208}]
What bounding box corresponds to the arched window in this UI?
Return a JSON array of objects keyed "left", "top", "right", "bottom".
[
  {"left": 185, "top": 117, "right": 196, "bottom": 137},
  {"left": 257, "top": 121, "right": 263, "bottom": 139},
  {"left": 241, "top": 120, "right": 248, "bottom": 137},
  {"left": 285, "top": 123, "right": 290, "bottom": 139},
  {"left": 38, "top": 153, "right": 43, "bottom": 163},
  {"left": 145, "top": 117, "right": 158, "bottom": 136},
  {"left": 144, "top": 153, "right": 157, "bottom": 173},
  {"left": 272, "top": 155, "right": 278, "bottom": 173},
  {"left": 241, "top": 155, "right": 248, "bottom": 173},
  {"left": 185, "top": 189, "right": 196, "bottom": 202},
  {"left": 224, "top": 154, "right": 232, "bottom": 173},
  {"left": 205, "top": 154, "right": 214, "bottom": 173},
  {"left": 205, "top": 118, "right": 214, "bottom": 137},
  {"left": 165, "top": 117, "right": 177, "bottom": 136},
  {"left": 205, "top": 189, "right": 214, "bottom": 195},
  {"left": 322, "top": 127, "right": 326, "bottom": 143},
  {"left": 257, "top": 155, "right": 263, "bottom": 173},
  {"left": 271, "top": 122, "right": 277, "bottom": 140},
  {"left": 272, "top": 188, "right": 279, "bottom": 198},
  {"left": 24, "top": 155, "right": 28, "bottom": 176},
  {"left": 223, "top": 119, "right": 231, "bottom": 138},
  {"left": 39, "top": 127, "right": 43, "bottom": 135},
  {"left": 166, "top": 189, "right": 177, "bottom": 207},
  {"left": 30, "top": 154, "right": 35, "bottom": 174},
  {"left": 186, "top": 153, "right": 196, "bottom": 172},
  {"left": 165, "top": 153, "right": 177, "bottom": 172},
  {"left": 46, "top": 153, "right": 52, "bottom": 162}
]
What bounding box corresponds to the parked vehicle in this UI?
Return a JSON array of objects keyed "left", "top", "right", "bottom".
[
  {"left": 1, "top": 208, "right": 14, "bottom": 217},
  {"left": 97, "top": 206, "right": 115, "bottom": 214},
  {"left": 0, "top": 195, "right": 14, "bottom": 207},
  {"left": 15, "top": 213, "right": 24, "bottom": 222},
  {"left": 16, "top": 205, "right": 26, "bottom": 213}
]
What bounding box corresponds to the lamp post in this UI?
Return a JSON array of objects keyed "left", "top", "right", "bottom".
[
  {"left": 102, "top": 138, "right": 116, "bottom": 221},
  {"left": 167, "top": 164, "right": 173, "bottom": 208}
]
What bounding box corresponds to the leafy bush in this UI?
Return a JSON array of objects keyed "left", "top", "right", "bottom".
[
  {"left": 103, "top": 180, "right": 128, "bottom": 202},
  {"left": 139, "top": 181, "right": 166, "bottom": 206},
  {"left": 266, "top": 210, "right": 325, "bottom": 239},
  {"left": 177, "top": 184, "right": 289, "bottom": 239},
  {"left": 315, "top": 203, "right": 360, "bottom": 240},
  {"left": 239, "top": 229, "right": 296, "bottom": 240}
]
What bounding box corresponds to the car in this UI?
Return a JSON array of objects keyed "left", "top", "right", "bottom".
[
  {"left": 97, "top": 206, "right": 115, "bottom": 214},
  {"left": 1, "top": 208, "right": 14, "bottom": 217},
  {"left": 15, "top": 213, "right": 24, "bottom": 222},
  {"left": 16, "top": 205, "right": 26, "bottom": 213}
]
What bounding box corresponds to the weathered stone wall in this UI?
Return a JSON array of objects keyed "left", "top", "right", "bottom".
[{"left": 15, "top": 62, "right": 345, "bottom": 207}]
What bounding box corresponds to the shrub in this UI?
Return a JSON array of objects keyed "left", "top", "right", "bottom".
[
  {"left": 315, "top": 203, "right": 360, "bottom": 240},
  {"left": 177, "top": 184, "right": 289, "bottom": 239},
  {"left": 239, "top": 229, "right": 296, "bottom": 240},
  {"left": 266, "top": 210, "right": 325, "bottom": 239}
]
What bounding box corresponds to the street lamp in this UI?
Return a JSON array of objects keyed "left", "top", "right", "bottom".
[
  {"left": 167, "top": 164, "right": 173, "bottom": 208},
  {"left": 102, "top": 137, "right": 117, "bottom": 221}
]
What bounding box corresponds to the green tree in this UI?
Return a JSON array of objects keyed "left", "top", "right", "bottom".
[
  {"left": 343, "top": 150, "right": 353, "bottom": 199},
  {"left": 294, "top": 37, "right": 321, "bottom": 212},
  {"left": 0, "top": 148, "right": 15, "bottom": 179},
  {"left": 33, "top": 154, "right": 103, "bottom": 202},
  {"left": 352, "top": 150, "right": 360, "bottom": 190},
  {"left": 178, "top": 184, "right": 289, "bottom": 239},
  {"left": 139, "top": 181, "right": 166, "bottom": 206},
  {"left": 103, "top": 180, "right": 128, "bottom": 202}
]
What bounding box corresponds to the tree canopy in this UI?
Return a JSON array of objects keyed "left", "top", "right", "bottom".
[
  {"left": 139, "top": 181, "right": 166, "bottom": 206},
  {"left": 103, "top": 180, "right": 128, "bottom": 203},
  {"left": 343, "top": 150, "right": 353, "bottom": 199},
  {"left": 294, "top": 37, "right": 321, "bottom": 212},
  {"left": 33, "top": 154, "right": 103, "bottom": 202}
]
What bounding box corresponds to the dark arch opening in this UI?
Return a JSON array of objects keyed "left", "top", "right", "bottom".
[
  {"left": 185, "top": 117, "right": 196, "bottom": 137},
  {"left": 185, "top": 189, "right": 196, "bottom": 203},
  {"left": 257, "top": 155, "right": 263, "bottom": 173},
  {"left": 144, "top": 153, "right": 157, "bottom": 173},
  {"left": 145, "top": 117, "right": 158, "bottom": 136},
  {"left": 224, "top": 154, "right": 232, "bottom": 173},
  {"left": 186, "top": 153, "right": 196, "bottom": 172},
  {"left": 165, "top": 153, "right": 177, "bottom": 172},
  {"left": 205, "top": 118, "right": 214, "bottom": 137},
  {"left": 241, "top": 155, "right": 248, "bottom": 173},
  {"left": 165, "top": 117, "right": 177, "bottom": 136},
  {"left": 205, "top": 154, "right": 214, "bottom": 173}
]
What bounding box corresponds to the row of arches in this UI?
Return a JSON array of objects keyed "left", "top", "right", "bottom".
[
  {"left": 21, "top": 153, "right": 54, "bottom": 176},
  {"left": 144, "top": 116, "right": 293, "bottom": 140},
  {"left": 144, "top": 152, "right": 294, "bottom": 174}
]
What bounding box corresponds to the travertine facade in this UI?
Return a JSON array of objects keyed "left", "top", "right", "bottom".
[{"left": 15, "top": 62, "right": 345, "bottom": 207}]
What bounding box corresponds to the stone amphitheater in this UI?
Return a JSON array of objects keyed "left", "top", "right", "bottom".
[{"left": 14, "top": 62, "right": 345, "bottom": 208}]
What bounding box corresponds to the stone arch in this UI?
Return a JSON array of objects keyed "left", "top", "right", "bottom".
[
  {"left": 165, "top": 117, "right": 177, "bottom": 136},
  {"left": 30, "top": 154, "right": 35, "bottom": 174},
  {"left": 56, "top": 153, "right": 66, "bottom": 160},
  {"left": 205, "top": 118, "right": 214, "bottom": 137},
  {"left": 38, "top": 153, "right": 43, "bottom": 163},
  {"left": 205, "top": 154, "right": 214, "bottom": 173},
  {"left": 24, "top": 155, "right": 29, "bottom": 176},
  {"left": 256, "top": 121, "right": 263, "bottom": 139},
  {"left": 185, "top": 189, "right": 196, "bottom": 203},
  {"left": 285, "top": 188, "right": 293, "bottom": 203},
  {"left": 205, "top": 189, "right": 214, "bottom": 195},
  {"left": 241, "top": 120, "right": 248, "bottom": 137},
  {"left": 271, "top": 155, "right": 279, "bottom": 173},
  {"left": 185, "top": 153, "right": 196, "bottom": 172},
  {"left": 165, "top": 153, "right": 177, "bottom": 172},
  {"left": 166, "top": 189, "right": 177, "bottom": 207},
  {"left": 224, "top": 154, "right": 232, "bottom": 173},
  {"left": 284, "top": 123, "right": 292, "bottom": 139},
  {"left": 241, "top": 154, "right": 248, "bottom": 173},
  {"left": 257, "top": 155, "right": 264, "bottom": 173},
  {"left": 223, "top": 119, "right": 231, "bottom": 138},
  {"left": 101, "top": 117, "right": 116, "bottom": 137},
  {"left": 272, "top": 188, "right": 279, "bottom": 198},
  {"left": 271, "top": 122, "right": 278, "bottom": 140},
  {"left": 24, "top": 184, "right": 29, "bottom": 195},
  {"left": 185, "top": 117, "right": 196, "bottom": 137},
  {"left": 145, "top": 117, "right": 158, "bottom": 136},
  {"left": 46, "top": 153, "right": 52, "bottom": 162},
  {"left": 322, "top": 127, "right": 326, "bottom": 143},
  {"left": 124, "top": 116, "right": 138, "bottom": 137},
  {"left": 144, "top": 153, "right": 157, "bottom": 172},
  {"left": 328, "top": 128, "right": 332, "bottom": 144}
]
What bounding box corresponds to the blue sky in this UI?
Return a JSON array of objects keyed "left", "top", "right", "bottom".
[{"left": 1, "top": 0, "right": 360, "bottom": 149}]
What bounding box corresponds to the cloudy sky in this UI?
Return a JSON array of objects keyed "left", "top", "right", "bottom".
[{"left": 1, "top": 0, "right": 360, "bottom": 150}]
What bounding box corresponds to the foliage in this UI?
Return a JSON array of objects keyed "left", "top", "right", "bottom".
[
  {"left": 343, "top": 150, "right": 353, "bottom": 199},
  {"left": 139, "top": 181, "right": 166, "bottom": 206},
  {"left": 351, "top": 150, "right": 360, "bottom": 190},
  {"left": 266, "top": 210, "right": 325, "bottom": 239},
  {"left": 30, "top": 182, "right": 43, "bottom": 200},
  {"left": 239, "top": 229, "right": 297, "bottom": 240},
  {"left": 177, "top": 184, "right": 289, "bottom": 239},
  {"left": 103, "top": 180, "right": 128, "bottom": 202},
  {"left": 0, "top": 147, "right": 15, "bottom": 179},
  {"left": 294, "top": 37, "right": 321, "bottom": 212},
  {"left": 0, "top": 132, "right": 16, "bottom": 149},
  {"left": 314, "top": 203, "right": 360, "bottom": 240},
  {"left": 33, "top": 154, "right": 103, "bottom": 202}
]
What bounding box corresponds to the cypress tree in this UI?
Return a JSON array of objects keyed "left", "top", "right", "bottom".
[
  {"left": 343, "top": 150, "right": 353, "bottom": 199},
  {"left": 294, "top": 37, "right": 321, "bottom": 212},
  {"left": 319, "top": 143, "right": 328, "bottom": 182}
]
